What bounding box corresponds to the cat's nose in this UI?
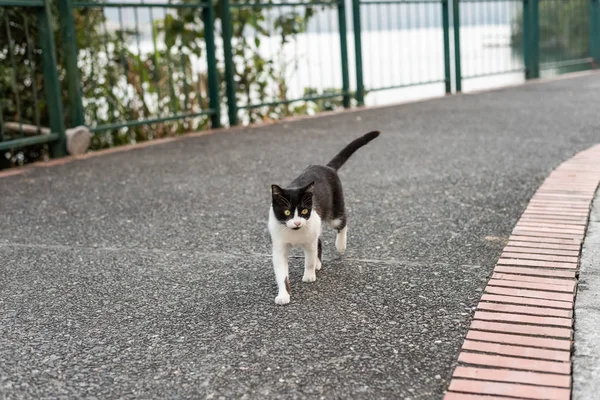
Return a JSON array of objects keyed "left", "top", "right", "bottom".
[{"left": 294, "top": 220, "right": 301, "bottom": 227}]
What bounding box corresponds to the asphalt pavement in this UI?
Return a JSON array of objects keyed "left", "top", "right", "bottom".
[{"left": 2, "top": 73, "right": 600, "bottom": 399}]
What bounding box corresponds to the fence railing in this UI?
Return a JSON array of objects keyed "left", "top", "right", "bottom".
[
  {"left": 453, "top": 0, "right": 525, "bottom": 90},
  {"left": 0, "top": 0, "right": 66, "bottom": 160},
  {"left": 1, "top": 0, "right": 599, "bottom": 167},
  {"left": 222, "top": 0, "right": 351, "bottom": 125},
  {"left": 352, "top": 0, "right": 451, "bottom": 103},
  {"left": 64, "top": 0, "right": 220, "bottom": 144},
  {"left": 538, "top": 0, "right": 592, "bottom": 71}
]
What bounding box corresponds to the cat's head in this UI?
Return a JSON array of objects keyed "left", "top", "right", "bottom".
[{"left": 270, "top": 182, "right": 314, "bottom": 230}]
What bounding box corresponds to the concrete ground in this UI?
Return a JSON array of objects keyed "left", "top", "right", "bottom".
[{"left": 1, "top": 72, "right": 600, "bottom": 399}]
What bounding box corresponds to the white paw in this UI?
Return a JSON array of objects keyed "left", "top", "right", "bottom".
[
  {"left": 336, "top": 227, "right": 347, "bottom": 253},
  {"left": 316, "top": 259, "right": 322, "bottom": 270},
  {"left": 302, "top": 272, "right": 316, "bottom": 283},
  {"left": 336, "top": 237, "right": 346, "bottom": 253},
  {"left": 274, "top": 292, "right": 290, "bottom": 305}
]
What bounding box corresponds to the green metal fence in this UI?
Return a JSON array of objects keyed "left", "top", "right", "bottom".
[
  {"left": 538, "top": 0, "right": 592, "bottom": 71},
  {"left": 453, "top": 0, "right": 525, "bottom": 91},
  {"left": 221, "top": 0, "right": 351, "bottom": 126},
  {"left": 2, "top": 0, "right": 600, "bottom": 167},
  {"left": 352, "top": 0, "right": 451, "bottom": 104},
  {"left": 0, "top": 0, "right": 66, "bottom": 160},
  {"left": 64, "top": 0, "right": 220, "bottom": 146}
]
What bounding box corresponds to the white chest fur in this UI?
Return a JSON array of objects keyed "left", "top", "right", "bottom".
[{"left": 268, "top": 207, "right": 322, "bottom": 246}]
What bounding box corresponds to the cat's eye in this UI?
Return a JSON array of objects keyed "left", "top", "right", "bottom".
[
  {"left": 301, "top": 209, "right": 308, "bottom": 215},
  {"left": 284, "top": 210, "right": 291, "bottom": 216}
]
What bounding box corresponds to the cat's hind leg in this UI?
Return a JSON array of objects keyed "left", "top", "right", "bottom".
[{"left": 334, "top": 214, "right": 347, "bottom": 254}]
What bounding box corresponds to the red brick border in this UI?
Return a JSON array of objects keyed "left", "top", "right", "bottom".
[{"left": 444, "top": 144, "right": 600, "bottom": 400}]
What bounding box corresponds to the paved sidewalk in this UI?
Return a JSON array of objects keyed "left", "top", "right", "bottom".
[{"left": 1, "top": 73, "right": 600, "bottom": 399}]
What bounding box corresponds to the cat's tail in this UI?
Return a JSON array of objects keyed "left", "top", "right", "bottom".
[{"left": 326, "top": 130, "right": 380, "bottom": 171}]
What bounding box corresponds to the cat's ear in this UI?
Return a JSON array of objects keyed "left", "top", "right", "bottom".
[
  {"left": 271, "top": 184, "right": 284, "bottom": 197},
  {"left": 303, "top": 182, "right": 315, "bottom": 194}
]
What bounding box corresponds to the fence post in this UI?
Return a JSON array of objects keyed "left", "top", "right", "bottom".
[
  {"left": 442, "top": 0, "right": 451, "bottom": 94},
  {"left": 590, "top": 0, "right": 600, "bottom": 65},
  {"left": 523, "top": 0, "right": 530, "bottom": 78},
  {"left": 38, "top": 0, "right": 67, "bottom": 157},
  {"left": 58, "top": 0, "right": 85, "bottom": 128},
  {"left": 452, "top": 0, "right": 462, "bottom": 92},
  {"left": 525, "top": 0, "right": 540, "bottom": 79},
  {"left": 351, "top": 0, "right": 364, "bottom": 106},
  {"left": 337, "top": 0, "right": 351, "bottom": 108},
  {"left": 202, "top": 0, "right": 221, "bottom": 128},
  {"left": 221, "top": 0, "right": 238, "bottom": 125}
]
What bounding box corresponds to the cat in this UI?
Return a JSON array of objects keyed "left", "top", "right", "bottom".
[{"left": 268, "top": 130, "right": 381, "bottom": 305}]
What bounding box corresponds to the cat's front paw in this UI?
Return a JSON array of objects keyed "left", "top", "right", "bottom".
[
  {"left": 302, "top": 272, "right": 316, "bottom": 283},
  {"left": 335, "top": 237, "right": 346, "bottom": 253},
  {"left": 274, "top": 293, "right": 290, "bottom": 305},
  {"left": 316, "top": 259, "right": 322, "bottom": 270}
]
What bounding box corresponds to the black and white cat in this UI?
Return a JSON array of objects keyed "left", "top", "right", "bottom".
[{"left": 268, "top": 131, "right": 380, "bottom": 304}]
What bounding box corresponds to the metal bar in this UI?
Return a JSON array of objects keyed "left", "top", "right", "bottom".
[
  {"left": 0, "top": 11, "right": 4, "bottom": 141},
  {"left": 352, "top": 0, "right": 365, "bottom": 105},
  {"left": 591, "top": 0, "right": 599, "bottom": 63},
  {"left": 367, "top": 79, "right": 445, "bottom": 93},
  {"left": 0, "top": 0, "right": 43, "bottom": 6},
  {"left": 529, "top": 0, "right": 539, "bottom": 78},
  {"left": 163, "top": 37, "right": 178, "bottom": 113},
  {"left": 337, "top": 0, "right": 350, "bottom": 107},
  {"left": 72, "top": 2, "right": 210, "bottom": 8},
  {"left": 0, "top": 99, "right": 5, "bottom": 142},
  {"left": 148, "top": 6, "right": 164, "bottom": 115},
  {"left": 462, "top": 68, "right": 526, "bottom": 80},
  {"left": 181, "top": 54, "right": 190, "bottom": 115},
  {"left": 540, "top": 58, "right": 594, "bottom": 69},
  {"left": 238, "top": 92, "right": 346, "bottom": 110},
  {"left": 84, "top": 11, "right": 99, "bottom": 122},
  {"left": 222, "top": 0, "right": 238, "bottom": 125},
  {"left": 0, "top": 133, "right": 60, "bottom": 151},
  {"left": 90, "top": 110, "right": 214, "bottom": 133},
  {"left": 523, "top": 0, "right": 530, "bottom": 78},
  {"left": 117, "top": 6, "right": 133, "bottom": 119},
  {"left": 159, "top": 6, "right": 178, "bottom": 115},
  {"left": 38, "top": 0, "right": 67, "bottom": 156},
  {"left": 452, "top": 0, "right": 462, "bottom": 91},
  {"left": 5, "top": 12, "right": 23, "bottom": 138},
  {"left": 442, "top": 0, "right": 451, "bottom": 93},
  {"left": 23, "top": 15, "right": 42, "bottom": 133},
  {"left": 58, "top": 0, "right": 85, "bottom": 127},
  {"left": 202, "top": 1, "right": 221, "bottom": 128},
  {"left": 133, "top": 6, "right": 147, "bottom": 119},
  {"left": 102, "top": 15, "right": 118, "bottom": 122},
  {"left": 229, "top": 1, "right": 337, "bottom": 8}
]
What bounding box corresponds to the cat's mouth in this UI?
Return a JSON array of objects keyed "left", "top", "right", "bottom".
[{"left": 292, "top": 227, "right": 301, "bottom": 230}]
